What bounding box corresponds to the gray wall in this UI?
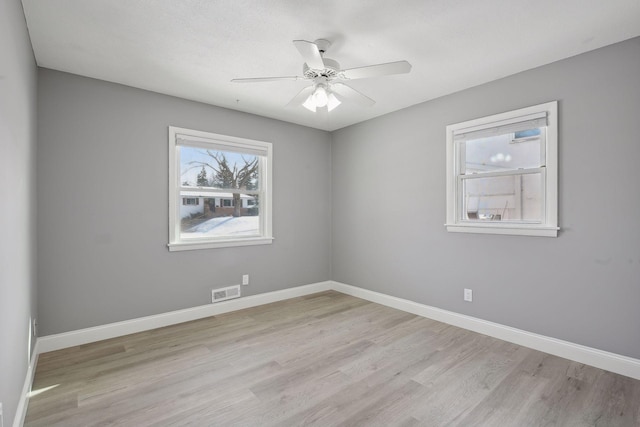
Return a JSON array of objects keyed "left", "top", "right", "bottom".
[
  {"left": 0, "top": 0, "right": 38, "bottom": 423},
  {"left": 37, "top": 69, "right": 332, "bottom": 335},
  {"left": 332, "top": 37, "right": 640, "bottom": 359}
]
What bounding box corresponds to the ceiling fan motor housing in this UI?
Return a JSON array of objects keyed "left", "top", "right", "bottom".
[{"left": 303, "top": 58, "right": 340, "bottom": 79}]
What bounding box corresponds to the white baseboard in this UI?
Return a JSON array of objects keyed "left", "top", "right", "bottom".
[
  {"left": 13, "top": 341, "right": 39, "bottom": 427},
  {"left": 330, "top": 281, "right": 640, "bottom": 381},
  {"left": 37, "top": 281, "right": 332, "bottom": 353}
]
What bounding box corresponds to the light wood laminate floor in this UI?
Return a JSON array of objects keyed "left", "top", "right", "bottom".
[{"left": 25, "top": 291, "right": 640, "bottom": 426}]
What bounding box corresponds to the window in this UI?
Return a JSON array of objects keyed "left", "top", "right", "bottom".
[
  {"left": 445, "top": 101, "right": 558, "bottom": 237},
  {"left": 182, "top": 198, "right": 199, "bottom": 206},
  {"left": 168, "top": 126, "right": 273, "bottom": 251}
]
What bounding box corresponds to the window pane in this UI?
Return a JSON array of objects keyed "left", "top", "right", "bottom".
[
  {"left": 463, "top": 128, "right": 542, "bottom": 174},
  {"left": 514, "top": 128, "right": 541, "bottom": 139},
  {"left": 179, "top": 146, "right": 260, "bottom": 191},
  {"left": 462, "top": 173, "right": 542, "bottom": 222}
]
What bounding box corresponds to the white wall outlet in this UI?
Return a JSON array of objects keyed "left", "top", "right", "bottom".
[
  {"left": 242, "top": 274, "right": 249, "bottom": 286},
  {"left": 32, "top": 318, "right": 38, "bottom": 337},
  {"left": 464, "top": 288, "right": 473, "bottom": 302}
]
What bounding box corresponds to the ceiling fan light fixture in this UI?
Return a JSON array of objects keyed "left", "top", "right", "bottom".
[
  {"left": 313, "top": 85, "right": 328, "bottom": 107},
  {"left": 327, "top": 92, "right": 341, "bottom": 112},
  {"left": 302, "top": 95, "right": 317, "bottom": 112}
]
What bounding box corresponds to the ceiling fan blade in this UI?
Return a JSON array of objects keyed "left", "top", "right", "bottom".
[
  {"left": 285, "top": 85, "right": 315, "bottom": 108},
  {"left": 231, "top": 76, "right": 302, "bottom": 83},
  {"left": 341, "top": 60, "right": 412, "bottom": 80},
  {"left": 293, "top": 40, "right": 325, "bottom": 70},
  {"left": 331, "top": 83, "right": 375, "bottom": 107}
]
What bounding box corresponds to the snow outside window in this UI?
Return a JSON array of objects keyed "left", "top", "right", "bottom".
[
  {"left": 168, "top": 126, "right": 273, "bottom": 251},
  {"left": 445, "top": 101, "right": 558, "bottom": 237}
]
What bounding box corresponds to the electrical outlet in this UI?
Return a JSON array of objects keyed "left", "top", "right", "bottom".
[
  {"left": 242, "top": 274, "right": 249, "bottom": 286},
  {"left": 464, "top": 288, "right": 473, "bottom": 302},
  {"left": 32, "top": 318, "right": 38, "bottom": 337}
]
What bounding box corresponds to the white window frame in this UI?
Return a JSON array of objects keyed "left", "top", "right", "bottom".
[
  {"left": 445, "top": 101, "right": 558, "bottom": 237},
  {"left": 168, "top": 126, "right": 273, "bottom": 251}
]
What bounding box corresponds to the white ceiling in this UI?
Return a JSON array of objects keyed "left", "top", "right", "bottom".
[{"left": 21, "top": 0, "right": 640, "bottom": 131}]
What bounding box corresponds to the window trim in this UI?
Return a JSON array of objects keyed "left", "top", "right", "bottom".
[
  {"left": 168, "top": 126, "right": 273, "bottom": 251},
  {"left": 445, "top": 101, "right": 558, "bottom": 237}
]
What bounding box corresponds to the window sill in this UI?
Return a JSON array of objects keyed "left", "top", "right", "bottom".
[
  {"left": 168, "top": 237, "right": 274, "bottom": 251},
  {"left": 445, "top": 223, "right": 558, "bottom": 237}
]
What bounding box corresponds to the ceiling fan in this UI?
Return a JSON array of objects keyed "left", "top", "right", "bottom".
[{"left": 231, "top": 39, "right": 412, "bottom": 112}]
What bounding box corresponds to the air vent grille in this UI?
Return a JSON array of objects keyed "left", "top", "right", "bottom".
[{"left": 211, "top": 285, "right": 241, "bottom": 303}]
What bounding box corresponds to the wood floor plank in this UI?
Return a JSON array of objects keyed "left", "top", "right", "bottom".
[{"left": 24, "top": 291, "right": 640, "bottom": 426}]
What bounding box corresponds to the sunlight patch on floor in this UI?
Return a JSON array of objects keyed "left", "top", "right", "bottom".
[{"left": 28, "top": 384, "right": 59, "bottom": 398}]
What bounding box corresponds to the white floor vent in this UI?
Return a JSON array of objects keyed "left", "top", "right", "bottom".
[{"left": 211, "top": 285, "right": 241, "bottom": 303}]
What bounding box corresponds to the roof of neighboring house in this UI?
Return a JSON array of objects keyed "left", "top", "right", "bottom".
[{"left": 181, "top": 191, "right": 255, "bottom": 199}]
